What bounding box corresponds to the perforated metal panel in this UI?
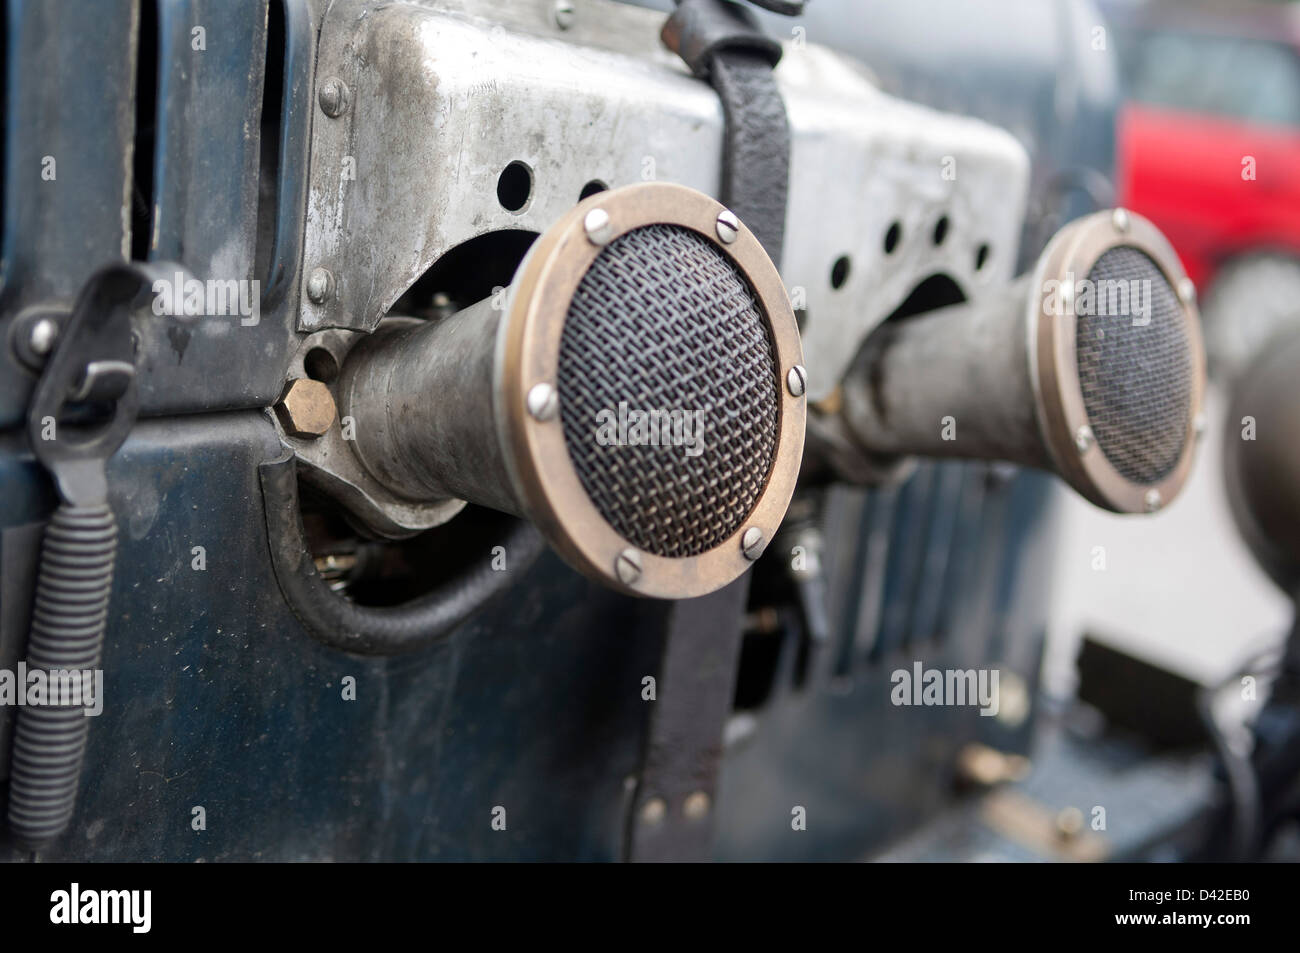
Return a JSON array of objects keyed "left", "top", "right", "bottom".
[
  {"left": 1077, "top": 247, "right": 1192, "bottom": 485},
  {"left": 557, "top": 225, "right": 779, "bottom": 558}
]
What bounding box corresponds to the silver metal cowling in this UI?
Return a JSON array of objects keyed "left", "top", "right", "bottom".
[{"left": 299, "top": 0, "right": 1029, "bottom": 406}]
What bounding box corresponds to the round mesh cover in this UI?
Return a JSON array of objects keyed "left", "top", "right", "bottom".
[
  {"left": 556, "top": 224, "right": 779, "bottom": 558},
  {"left": 1076, "top": 246, "right": 1193, "bottom": 485}
]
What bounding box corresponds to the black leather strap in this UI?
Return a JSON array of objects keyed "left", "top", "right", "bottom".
[
  {"left": 623, "top": 576, "right": 751, "bottom": 862},
  {"left": 621, "top": 0, "right": 793, "bottom": 864},
  {"left": 663, "top": 0, "right": 791, "bottom": 269},
  {"left": 663, "top": 0, "right": 782, "bottom": 76},
  {"left": 711, "top": 49, "right": 790, "bottom": 269}
]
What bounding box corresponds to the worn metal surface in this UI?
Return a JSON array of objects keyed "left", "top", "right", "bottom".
[
  {"left": 149, "top": 0, "right": 269, "bottom": 280},
  {"left": 338, "top": 299, "right": 514, "bottom": 517},
  {"left": 839, "top": 280, "right": 1047, "bottom": 469},
  {"left": 0, "top": 414, "right": 667, "bottom": 861},
  {"left": 833, "top": 209, "right": 1205, "bottom": 515},
  {"left": 0, "top": 0, "right": 139, "bottom": 429},
  {"left": 756, "top": 0, "right": 1122, "bottom": 269},
  {"left": 300, "top": 0, "right": 720, "bottom": 332},
  {"left": 131, "top": 0, "right": 316, "bottom": 418},
  {"left": 0, "top": 0, "right": 324, "bottom": 424},
  {"left": 279, "top": 325, "right": 467, "bottom": 539},
  {"left": 0, "top": 0, "right": 1077, "bottom": 861},
  {"left": 777, "top": 50, "right": 1027, "bottom": 401},
  {"left": 299, "top": 0, "right": 1028, "bottom": 401}
]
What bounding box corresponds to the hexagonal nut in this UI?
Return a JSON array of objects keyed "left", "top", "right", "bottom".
[{"left": 274, "top": 378, "right": 337, "bottom": 438}]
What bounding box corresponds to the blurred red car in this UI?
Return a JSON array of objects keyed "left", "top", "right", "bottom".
[{"left": 1110, "top": 0, "right": 1300, "bottom": 373}]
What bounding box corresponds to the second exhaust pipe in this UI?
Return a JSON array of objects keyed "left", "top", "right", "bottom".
[{"left": 837, "top": 209, "right": 1206, "bottom": 513}]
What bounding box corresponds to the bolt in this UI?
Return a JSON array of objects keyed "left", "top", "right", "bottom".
[
  {"left": 683, "top": 791, "right": 711, "bottom": 820},
  {"left": 1111, "top": 207, "right": 1131, "bottom": 233},
  {"left": 1177, "top": 277, "right": 1197, "bottom": 306},
  {"left": 526, "top": 382, "right": 558, "bottom": 421},
  {"left": 1074, "top": 424, "right": 1094, "bottom": 454},
  {"left": 640, "top": 797, "right": 666, "bottom": 825},
  {"left": 318, "top": 78, "right": 349, "bottom": 118},
  {"left": 1144, "top": 488, "right": 1162, "bottom": 513},
  {"left": 553, "top": 0, "right": 575, "bottom": 29},
  {"left": 28, "top": 317, "right": 58, "bottom": 357},
  {"left": 584, "top": 207, "right": 613, "bottom": 246},
  {"left": 274, "top": 378, "right": 337, "bottom": 439},
  {"left": 786, "top": 364, "right": 807, "bottom": 397},
  {"left": 716, "top": 209, "right": 740, "bottom": 244},
  {"left": 616, "top": 548, "right": 643, "bottom": 585},
  {"left": 742, "top": 526, "right": 765, "bottom": 560},
  {"left": 306, "top": 268, "right": 335, "bottom": 305}
]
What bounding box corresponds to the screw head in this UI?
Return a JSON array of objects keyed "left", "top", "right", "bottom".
[
  {"left": 553, "top": 0, "right": 575, "bottom": 29},
  {"left": 1144, "top": 488, "right": 1163, "bottom": 513},
  {"left": 318, "top": 78, "right": 349, "bottom": 118},
  {"left": 616, "top": 548, "right": 643, "bottom": 585},
  {"left": 716, "top": 209, "right": 740, "bottom": 244},
  {"left": 742, "top": 527, "right": 766, "bottom": 560},
  {"left": 526, "top": 382, "right": 558, "bottom": 421},
  {"left": 584, "top": 208, "right": 613, "bottom": 246},
  {"left": 306, "top": 268, "right": 335, "bottom": 305},
  {"left": 28, "top": 317, "right": 58, "bottom": 357},
  {"left": 683, "top": 791, "right": 711, "bottom": 820},
  {"left": 1177, "top": 277, "right": 1197, "bottom": 306},
  {"left": 1074, "top": 424, "right": 1094, "bottom": 454},
  {"left": 1111, "top": 207, "right": 1131, "bottom": 233},
  {"left": 786, "top": 364, "right": 807, "bottom": 397}
]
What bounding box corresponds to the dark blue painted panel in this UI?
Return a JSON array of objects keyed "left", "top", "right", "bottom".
[{"left": 0, "top": 0, "right": 139, "bottom": 428}]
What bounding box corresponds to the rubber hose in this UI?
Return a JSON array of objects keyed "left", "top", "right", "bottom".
[
  {"left": 7, "top": 502, "right": 116, "bottom": 850},
  {"left": 261, "top": 456, "right": 546, "bottom": 656}
]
